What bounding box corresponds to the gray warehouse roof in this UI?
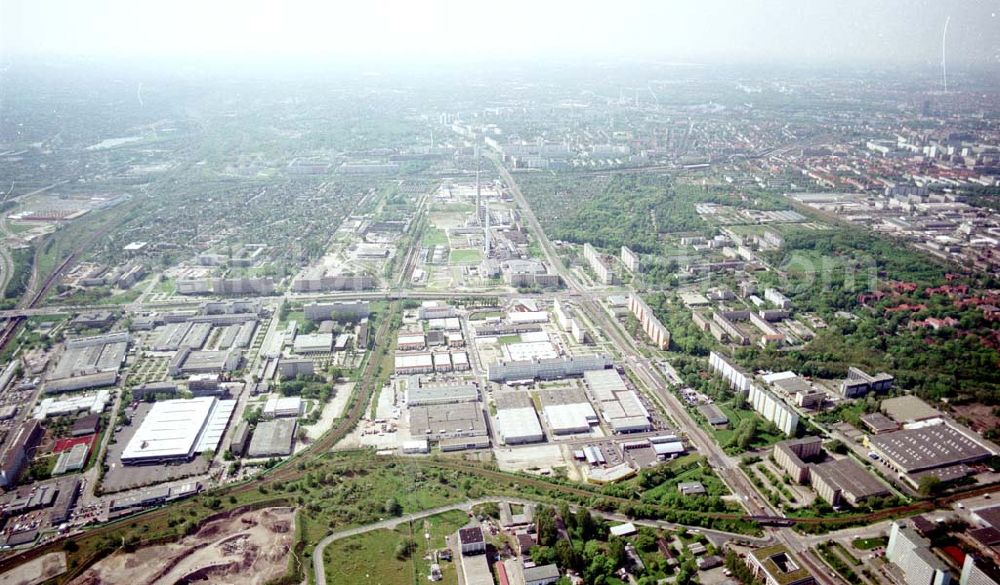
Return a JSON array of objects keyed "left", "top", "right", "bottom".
[
  {"left": 869, "top": 424, "right": 991, "bottom": 472},
  {"left": 811, "top": 458, "right": 889, "bottom": 500},
  {"left": 247, "top": 419, "right": 297, "bottom": 458}
]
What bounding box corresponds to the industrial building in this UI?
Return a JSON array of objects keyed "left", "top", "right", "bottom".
[
  {"left": 773, "top": 437, "right": 822, "bottom": 484},
  {"left": 168, "top": 348, "right": 240, "bottom": 376},
  {"left": 500, "top": 259, "right": 561, "bottom": 288},
  {"left": 539, "top": 388, "right": 598, "bottom": 435},
  {"left": 397, "top": 334, "right": 426, "bottom": 351},
  {"left": 394, "top": 352, "right": 435, "bottom": 375},
  {"left": 523, "top": 564, "right": 561, "bottom": 585},
  {"left": 880, "top": 395, "right": 941, "bottom": 424},
  {"left": 887, "top": 521, "right": 953, "bottom": 585},
  {"left": 487, "top": 354, "right": 612, "bottom": 383},
  {"left": 841, "top": 366, "right": 894, "bottom": 398},
  {"left": 33, "top": 390, "right": 111, "bottom": 420},
  {"left": 277, "top": 358, "right": 315, "bottom": 380},
  {"left": 121, "top": 397, "right": 236, "bottom": 464},
  {"left": 263, "top": 395, "right": 303, "bottom": 418},
  {"left": 493, "top": 392, "right": 544, "bottom": 445},
  {"left": 860, "top": 413, "right": 900, "bottom": 435},
  {"left": 697, "top": 403, "right": 729, "bottom": 427},
  {"left": 745, "top": 544, "right": 815, "bottom": 585},
  {"left": 405, "top": 384, "right": 478, "bottom": 406},
  {"left": 868, "top": 424, "right": 991, "bottom": 488},
  {"left": 583, "top": 369, "right": 652, "bottom": 433},
  {"left": 53, "top": 443, "right": 89, "bottom": 475},
  {"left": 246, "top": 419, "right": 297, "bottom": 458},
  {"left": 418, "top": 303, "right": 456, "bottom": 320},
  {"left": 187, "top": 373, "right": 222, "bottom": 396},
  {"left": 409, "top": 402, "right": 488, "bottom": 441},
  {"left": 229, "top": 421, "right": 250, "bottom": 456},
  {"left": 45, "top": 332, "right": 129, "bottom": 393},
  {"left": 810, "top": 458, "right": 890, "bottom": 506},
  {"left": 293, "top": 333, "right": 333, "bottom": 354},
  {"left": 627, "top": 294, "right": 670, "bottom": 350}
]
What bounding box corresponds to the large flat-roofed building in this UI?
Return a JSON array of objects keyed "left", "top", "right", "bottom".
[
  {"left": 869, "top": 424, "right": 991, "bottom": 488},
  {"left": 263, "top": 395, "right": 303, "bottom": 418},
  {"left": 168, "top": 348, "right": 240, "bottom": 376},
  {"left": 746, "top": 544, "right": 815, "bottom": 585},
  {"left": 971, "top": 505, "right": 1000, "bottom": 530},
  {"left": 45, "top": 332, "right": 129, "bottom": 393},
  {"left": 841, "top": 366, "right": 894, "bottom": 398},
  {"left": 277, "top": 358, "right": 314, "bottom": 380},
  {"left": 881, "top": 395, "right": 941, "bottom": 424},
  {"left": 487, "top": 354, "right": 612, "bottom": 383},
  {"left": 501, "top": 259, "right": 561, "bottom": 288},
  {"left": 773, "top": 437, "right": 822, "bottom": 484},
  {"left": 697, "top": 403, "right": 729, "bottom": 426},
  {"left": 303, "top": 300, "right": 370, "bottom": 322},
  {"left": 394, "top": 352, "right": 435, "bottom": 375},
  {"left": 293, "top": 333, "right": 333, "bottom": 354},
  {"left": 539, "top": 388, "right": 598, "bottom": 435},
  {"left": 405, "top": 384, "right": 478, "bottom": 406},
  {"left": 494, "top": 393, "right": 544, "bottom": 445},
  {"left": 121, "top": 397, "right": 236, "bottom": 464},
  {"left": 810, "top": 458, "right": 890, "bottom": 506},
  {"left": 246, "top": 419, "right": 297, "bottom": 458},
  {"left": 887, "top": 521, "right": 953, "bottom": 585},
  {"left": 860, "top": 412, "right": 900, "bottom": 435},
  {"left": 409, "top": 402, "right": 487, "bottom": 441},
  {"left": 583, "top": 369, "right": 628, "bottom": 401}
]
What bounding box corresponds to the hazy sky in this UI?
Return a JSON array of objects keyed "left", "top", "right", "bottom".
[{"left": 1, "top": 0, "right": 998, "bottom": 67}]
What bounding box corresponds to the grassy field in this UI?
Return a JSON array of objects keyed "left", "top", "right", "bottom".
[
  {"left": 155, "top": 277, "right": 176, "bottom": 294},
  {"left": 421, "top": 228, "right": 449, "bottom": 247},
  {"left": 325, "top": 510, "right": 470, "bottom": 585},
  {"left": 709, "top": 402, "right": 786, "bottom": 451},
  {"left": 448, "top": 249, "right": 482, "bottom": 264},
  {"left": 852, "top": 536, "right": 888, "bottom": 550},
  {"left": 325, "top": 527, "right": 416, "bottom": 585},
  {"left": 430, "top": 203, "right": 474, "bottom": 213}
]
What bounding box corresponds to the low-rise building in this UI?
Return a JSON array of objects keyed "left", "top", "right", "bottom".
[
  {"left": 746, "top": 545, "right": 815, "bottom": 585},
  {"left": 810, "top": 458, "right": 890, "bottom": 507}
]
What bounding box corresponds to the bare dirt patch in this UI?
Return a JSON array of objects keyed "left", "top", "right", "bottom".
[
  {"left": 0, "top": 552, "right": 67, "bottom": 585},
  {"left": 71, "top": 507, "right": 296, "bottom": 585}
]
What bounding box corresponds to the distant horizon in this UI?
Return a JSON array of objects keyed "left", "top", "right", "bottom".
[{"left": 1, "top": 0, "right": 998, "bottom": 69}]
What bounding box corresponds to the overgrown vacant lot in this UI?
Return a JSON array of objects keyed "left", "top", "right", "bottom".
[{"left": 324, "top": 510, "right": 469, "bottom": 585}]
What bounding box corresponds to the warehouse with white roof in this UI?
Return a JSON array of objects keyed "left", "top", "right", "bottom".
[
  {"left": 121, "top": 397, "right": 236, "bottom": 464},
  {"left": 493, "top": 393, "right": 544, "bottom": 445},
  {"left": 539, "top": 388, "right": 598, "bottom": 435}
]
